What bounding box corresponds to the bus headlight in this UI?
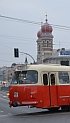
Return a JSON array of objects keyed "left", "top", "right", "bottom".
[{"left": 7, "top": 93, "right": 10, "bottom": 98}]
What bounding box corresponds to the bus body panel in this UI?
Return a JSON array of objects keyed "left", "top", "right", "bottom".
[
  {"left": 26, "top": 85, "right": 43, "bottom": 107},
  {"left": 9, "top": 85, "right": 51, "bottom": 108},
  {"left": 9, "top": 85, "right": 59, "bottom": 108},
  {"left": 9, "top": 86, "right": 27, "bottom": 103},
  {"left": 43, "top": 86, "right": 50, "bottom": 107},
  {"left": 58, "top": 85, "right": 70, "bottom": 106},
  {"left": 9, "top": 84, "right": 70, "bottom": 108},
  {"left": 50, "top": 86, "right": 58, "bottom": 107}
]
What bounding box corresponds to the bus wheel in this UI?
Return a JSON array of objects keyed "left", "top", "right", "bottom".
[
  {"left": 48, "top": 107, "right": 59, "bottom": 112},
  {"left": 13, "top": 102, "right": 18, "bottom": 107},
  {"left": 61, "top": 106, "right": 70, "bottom": 112}
]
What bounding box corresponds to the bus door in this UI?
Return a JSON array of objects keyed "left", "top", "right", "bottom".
[
  {"left": 49, "top": 72, "right": 58, "bottom": 107},
  {"left": 42, "top": 72, "right": 50, "bottom": 107}
]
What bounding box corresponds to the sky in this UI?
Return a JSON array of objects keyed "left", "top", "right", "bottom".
[{"left": 0, "top": 0, "right": 70, "bottom": 67}]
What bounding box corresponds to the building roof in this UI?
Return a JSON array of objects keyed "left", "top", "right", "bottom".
[{"left": 43, "top": 48, "right": 70, "bottom": 62}]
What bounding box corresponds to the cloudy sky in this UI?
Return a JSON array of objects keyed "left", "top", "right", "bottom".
[{"left": 0, "top": 0, "right": 70, "bottom": 67}]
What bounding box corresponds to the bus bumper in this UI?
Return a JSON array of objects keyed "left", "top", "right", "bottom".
[{"left": 9, "top": 101, "right": 20, "bottom": 107}]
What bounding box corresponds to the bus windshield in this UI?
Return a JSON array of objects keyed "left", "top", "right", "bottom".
[{"left": 11, "top": 70, "right": 38, "bottom": 84}]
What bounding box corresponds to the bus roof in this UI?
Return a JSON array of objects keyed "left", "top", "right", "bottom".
[{"left": 15, "top": 64, "right": 70, "bottom": 72}]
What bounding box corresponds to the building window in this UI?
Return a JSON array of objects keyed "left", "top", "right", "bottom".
[
  {"left": 38, "top": 45, "right": 40, "bottom": 51},
  {"left": 56, "top": 61, "right": 58, "bottom": 64},
  {"left": 60, "top": 60, "right": 69, "bottom": 66},
  {"left": 48, "top": 43, "right": 52, "bottom": 47},
  {"left": 47, "top": 41, "right": 49, "bottom": 47},
  {"left": 43, "top": 40, "right": 46, "bottom": 47}
]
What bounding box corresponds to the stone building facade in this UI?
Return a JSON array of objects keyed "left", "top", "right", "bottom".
[
  {"left": 37, "top": 15, "right": 53, "bottom": 64},
  {"left": 36, "top": 15, "right": 70, "bottom": 66}
]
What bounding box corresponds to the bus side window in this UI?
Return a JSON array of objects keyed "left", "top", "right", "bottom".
[
  {"left": 51, "top": 74, "right": 55, "bottom": 85},
  {"left": 58, "top": 72, "right": 69, "bottom": 84},
  {"left": 43, "top": 74, "right": 48, "bottom": 85}
]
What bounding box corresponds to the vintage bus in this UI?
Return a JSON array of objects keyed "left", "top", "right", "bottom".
[{"left": 7, "top": 64, "right": 70, "bottom": 111}]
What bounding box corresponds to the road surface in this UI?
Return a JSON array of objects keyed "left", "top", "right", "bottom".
[{"left": 0, "top": 91, "right": 70, "bottom": 123}]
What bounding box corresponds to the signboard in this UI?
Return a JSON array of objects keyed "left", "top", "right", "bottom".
[{"left": 60, "top": 51, "right": 70, "bottom": 55}]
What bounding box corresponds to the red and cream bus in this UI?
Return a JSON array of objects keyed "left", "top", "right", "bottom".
[{"left": 8, "top": 64, "right": 70, "bottom": 111}]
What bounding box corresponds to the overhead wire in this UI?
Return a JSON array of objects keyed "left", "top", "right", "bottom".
[
  {"left": 0, "top": 15, "right": 70, "bottom": 46},
  {"left": 0, "top": 15, "right": 70, "bottom": 30},
  {"left": 0, "top": 34, "right": 36, "bottom": 41},
  {"left": 0, "top": 15, "right": 40, "bottom": 25},
  {"left": 0, "top": 15, "right": 70, "bottom": 64},
  {"left": 0, "top": 34, "right": 70, "bottom": 47},
  {"left": 0, "top": 59, "right": 14, "bottom": 62},
  {"left": 0, "top": 43, "right": 12, "bottom": 49},
  {"left": 0, "top": 34, "right": 36, "bottom": 44},
  {"left": 0, "top": 52, "right": 13, "bottom": 55}
]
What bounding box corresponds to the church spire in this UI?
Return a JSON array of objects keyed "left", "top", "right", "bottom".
[{"left": 24, "top": 57, "right": 28, "bottom": 64}]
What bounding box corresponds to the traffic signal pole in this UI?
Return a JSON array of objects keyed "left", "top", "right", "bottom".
[
  {"left": 14, "top": 48, "right": 35, "bottom": 64},
  {"left": 20, "top": 52, "right": 35, "bottom": 64}
]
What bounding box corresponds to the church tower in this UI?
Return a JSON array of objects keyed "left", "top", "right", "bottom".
[{"left": 37, "top": 15, "right": 53, "bottom": 64}]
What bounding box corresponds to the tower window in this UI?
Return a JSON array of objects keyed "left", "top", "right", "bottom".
[
  {"left": 47, "top": 41, "right": 49, "bottom": 47},
  {"left": 38, "top": 45, "right": 40, "bottom": 51}
]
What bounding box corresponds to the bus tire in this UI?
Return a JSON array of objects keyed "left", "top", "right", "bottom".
[
  {"left": 61, "top": 106, "right": 70, "bottom": 111},
  {"left": 48, "top": 107, "right": 59, "bottom": 112}
]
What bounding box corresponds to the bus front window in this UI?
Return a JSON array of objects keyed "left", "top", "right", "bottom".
[
  {"left": 11, "top": 80, "right": 18, "bottom": 84},
  {"left": 11, "top": 71, "right": 19, "bottom": 84},
  {"left": 11, "top": 70, "right": 38, "bottom": 84},
  {"left": 19, "top": 70, "right": 38, "bottom": 84}
]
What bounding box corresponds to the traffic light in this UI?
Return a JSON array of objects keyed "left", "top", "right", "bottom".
[{"left": 14, "top": 48, "right": 19, "bottom": 57}]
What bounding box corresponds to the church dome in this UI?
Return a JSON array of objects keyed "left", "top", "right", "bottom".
[
  {"left": 37, "top": 15, "right": 53, "bottom": 38},
  {"left": 37, "top": 31, "right": 42, "bottom": 38},
  {"left": 41, "top": 24, "right": 52, "bottom": 33}
]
